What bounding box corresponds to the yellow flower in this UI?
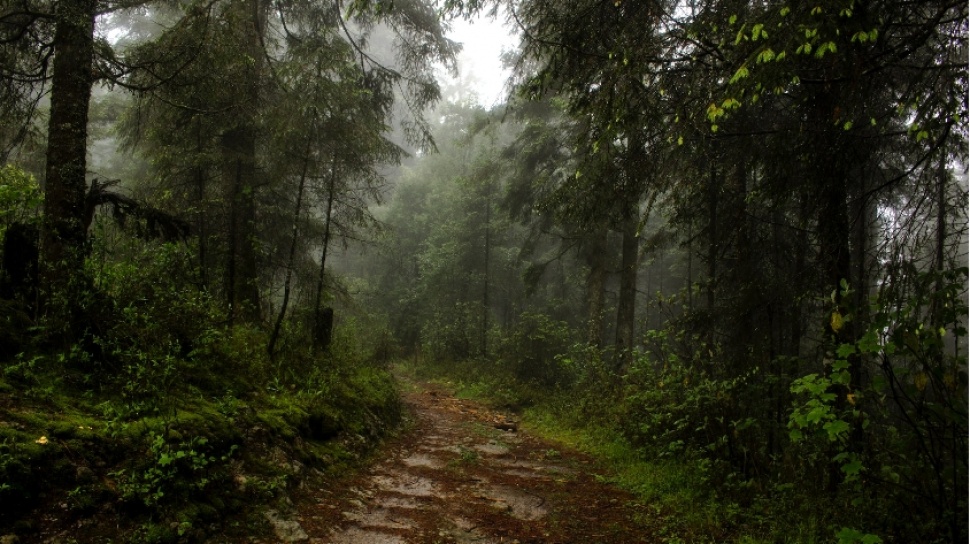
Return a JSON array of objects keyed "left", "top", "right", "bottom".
[{"left": 35, "top": 436, "right": 48, "bottom": 445}]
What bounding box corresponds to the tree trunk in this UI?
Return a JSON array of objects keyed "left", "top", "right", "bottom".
[
  {"left": 222, "top": 0, "right": 263, "bottom": 326},
  {"left": 268, "top": 138, "right": 312, "bottom": 360},
  {"left": 706, "top": 154, "right": 719, "bottom": 315},
  {"left": 482, "top": 187, "right": 491, "bottom": 358},
  {"left": 223, "top": 131, "right": 260, "bottom": 325},
  {"left": 813, "top": 87, "right": 859, "bottom": 492},
  {"left": 614, "top": 214, "right": 638, "bottom": 369},
  {"left": 195, "top": 121, "right": 209, "bottom": 289},
  {"left": 584, "top": 225, "right": 608, "bottom": 347},
  {"left": 313, "top": 161, "right": 338, "bottom": 353},
  {"left": 39, "top": 0, "right": 96, "bottom": 330}
]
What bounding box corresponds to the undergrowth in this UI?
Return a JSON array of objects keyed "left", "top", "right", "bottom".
[
  {"left": 397, "top": 355, "right": 848, "bottom": 544},
  {"left": 0, "top": 236, "right": 401, "bottom": 543}
]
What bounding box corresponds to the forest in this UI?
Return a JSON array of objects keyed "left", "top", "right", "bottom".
[{"left": 0, "top": 0, "right": 966, "bottom": 542}]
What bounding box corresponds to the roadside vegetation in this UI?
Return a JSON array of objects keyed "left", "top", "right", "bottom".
[{"left": 0, "top": 221, "right": 400, "bottom": 541}]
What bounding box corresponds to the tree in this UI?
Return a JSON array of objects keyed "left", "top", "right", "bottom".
[{"left": 121, "top": 0, "right": 457, "bottom": 338}]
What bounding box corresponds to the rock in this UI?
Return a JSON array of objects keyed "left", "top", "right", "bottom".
[
  {"left": 75, "top": 466, "right": 96, "bottom": 483},
  {"left": 263, "top": 510, "right": 309, "bottom": 543}
]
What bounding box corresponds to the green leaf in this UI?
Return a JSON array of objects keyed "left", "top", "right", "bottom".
[
  {"left": 815, "top": 41, "right": 837, "bottom": 58},
  {"left": 730, "top": 65, "right": 750, "bottom": 84},
  {"left": 823, "top": 419, "right": 850, "bottom": 441},
  {"left": 836, "top": 343, "right": 856, "bottom": 358},
  {"left": 841, "top": 457, "right": 864, "bottom": 479},
  {"left": 751, "top": 23, "right": 765, "bottom": 41},
  {"left": 757, "top": 48, "right": 776, "bottom": 63}
]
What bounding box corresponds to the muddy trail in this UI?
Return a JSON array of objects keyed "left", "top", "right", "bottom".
[{"left": 277, "top": 380, "right": 660, "bottom": 543}]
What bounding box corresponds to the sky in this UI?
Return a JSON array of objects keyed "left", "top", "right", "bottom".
[{"left": 442, "top": 11, "right": 519, "bottom": 107}]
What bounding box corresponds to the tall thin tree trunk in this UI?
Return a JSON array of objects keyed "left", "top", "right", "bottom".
[
  {"left": 268, "top": 139, "right": 313, "bottom": 360},
  {"left": 482, "top": 188, "right": 491, "bottom": 358},
  {"left": 615, "top": 213, "right": 638, "bottom": 369},
  {"left": 686, "top": 219, "right": 693, "bottom": 313},
  {"left": 706, "top": 157, "right": 719, "bottom": 315},
  {"left": 735, "top": 161, "right": 753, "bottom": 356},
  {"left": 313, "top": 161, "right": 338, "bottom": 352},
  {"left": 39, "top": 0, "right": 96, "bottom": 331},
  {"left": 931, "top": 143, "right": 948, "bottom": 330},
  {"left": 195, "top": 121, "right": 209, "bottom": 289},
  {"left": 585, "top": 225, "right": 608, "bottom": 347}
]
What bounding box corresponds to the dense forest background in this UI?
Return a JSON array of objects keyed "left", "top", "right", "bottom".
[{"left": 0, "top": 0, "right": 966, "bottom": 542}]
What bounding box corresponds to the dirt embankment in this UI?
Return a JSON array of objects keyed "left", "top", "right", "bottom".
[{"left": 265, "top": 381, "right": 659, "bottom": 544}]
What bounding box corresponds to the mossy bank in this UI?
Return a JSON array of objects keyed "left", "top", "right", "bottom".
[{"left": 0, "top": 324, "right": 401, "bottom": 544}]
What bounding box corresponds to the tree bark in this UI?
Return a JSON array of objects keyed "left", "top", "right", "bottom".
[
  {"left": 221, "top": 0, "right": 264, "bottom": 325},
  {"left": 268, "top": 138, "right": 312, "bottom": 360},
  {"left": 313, "top": 161, "right": 338, "bottom": 353},
  {"left": 584, "top": 225, "right": 608, "bottom": 347},
  {"left": 812, "top": 87, "right": 860, "bottom": 492},
  {"left": 481, "top": 187, "right": 491, "bottom": 358},
  {"left": 706, "top": 154, "right": 719, "bottom": 315},
  {"left": 223, "top": 130, "right": 261, "bottom": 325},
  {"left": 614, "top": 214, "right": 638, "bottom": 369},
  {"left": 39, "top": 0, "right": 96, "bottom": 326},
  {"left": 195, "top": 121, "right": 209, "bottom": 290}
]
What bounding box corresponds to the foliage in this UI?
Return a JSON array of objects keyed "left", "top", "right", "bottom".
[
  {"left": 0, "top": 164, "right": 41, "bottom": 236},
  {"left": 493, "top": 312, "right": 574, "bottom": 387},
  {"left": 112, "top": 432, "right": 237, "bottom": 508},
  {"left": 0, "top": 200, "right": 403, "bottom": 542}
]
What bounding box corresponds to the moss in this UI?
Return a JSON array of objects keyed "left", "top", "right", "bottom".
[
  {"left": 255, "top": 400, "right": 308, "bottom": 440},
  {"left": 0, "top": 343, "right": 404, "bottom": 542}
]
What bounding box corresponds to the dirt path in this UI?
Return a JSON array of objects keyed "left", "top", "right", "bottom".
[{"left": 286, "top": 380, "right": 658, "bottom": 543}]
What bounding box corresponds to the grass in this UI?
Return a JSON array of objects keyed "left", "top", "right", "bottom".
[
  {"left": 394, "top": 360, "right": 828, "bottom": 544},
  {"left": 520, "top": 407, "right": 740, "bottom": 542}
]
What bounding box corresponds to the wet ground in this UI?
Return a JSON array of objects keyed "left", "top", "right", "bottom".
[{"left": 284, "top": 381, "right": 659, "bottom": 543}]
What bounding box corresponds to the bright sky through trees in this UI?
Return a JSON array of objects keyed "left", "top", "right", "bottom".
[{"left": 443, "top": 11, "right": 518, "bottom": 107}]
